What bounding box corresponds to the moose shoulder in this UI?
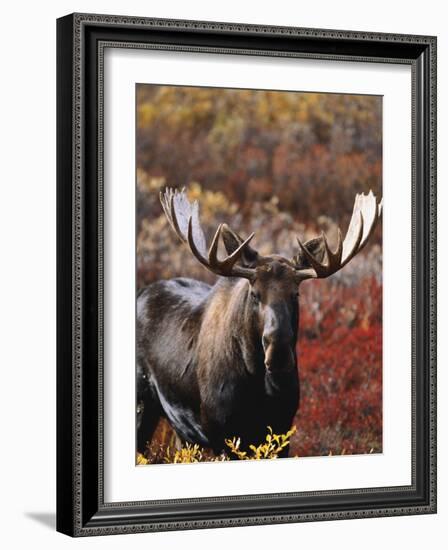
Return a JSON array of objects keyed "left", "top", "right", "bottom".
[{"left": 137, "top": 188, "right": 382, "bottom": 457}]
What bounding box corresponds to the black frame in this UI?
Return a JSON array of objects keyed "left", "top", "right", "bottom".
[{"left": 57, "top": 13, "right": 437, "bottom": 537}]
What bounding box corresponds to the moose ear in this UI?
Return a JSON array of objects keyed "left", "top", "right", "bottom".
[
  {"left": 221, "top": 224, "right": 259, "bottom": 267},
  {"left": 293, "top": 235, "right": 327, "bottom": 269}
]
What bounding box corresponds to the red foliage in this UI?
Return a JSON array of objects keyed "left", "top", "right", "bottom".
[{"left": 290, "top": 277, "right": 382, "bottom": 456}]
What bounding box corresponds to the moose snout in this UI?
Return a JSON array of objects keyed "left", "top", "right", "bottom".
[
  {"left": 262, "top": 312, "right": 295, "bottom": 373},
  {"left": 263, "top": 340, "right": 296, "bottom": 373},
  {"left": 262, "top": 330, "right": 292, "bottom": 351},
  {"left": 262, "top": 304, "right": 293, "bottom": 349}
]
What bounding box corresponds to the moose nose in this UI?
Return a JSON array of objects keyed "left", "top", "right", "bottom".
[
  {"left": 262, "top": 305, "right": 295, "bottom": 372},
  {"left": 262, "top": 330, "right": 293, "bottom": 352},
  {"left": 262, "top": 305, "right": 293, "bottom": 349},
  {"left": 263, "top": 338, "right": 296, "bottom": 373},
  {"left": 263, "top": 328, "right": 290, "bottom": 350}
]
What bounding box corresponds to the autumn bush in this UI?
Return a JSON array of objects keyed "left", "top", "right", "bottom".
[
  {"left": 137, "top": 426, "right": 297, "bottom": 464},
  {"left": 291, "top": 277, "right": 382, "bottom": 457},
  {"left": 136, "top": 85, "right": 383, "bottom": 462}
]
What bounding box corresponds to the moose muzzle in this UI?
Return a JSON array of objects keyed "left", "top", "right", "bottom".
[{"left": 262, "top": 304, "right": 296, "bottom": 373}]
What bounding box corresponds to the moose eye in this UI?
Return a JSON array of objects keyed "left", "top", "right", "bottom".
[{"left": 251, "top": 290, "right": 261, "bottom": 302}]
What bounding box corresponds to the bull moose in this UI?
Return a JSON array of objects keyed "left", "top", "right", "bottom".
[{"left": 136, "top": 188, "right": 382, "bottom": 457}]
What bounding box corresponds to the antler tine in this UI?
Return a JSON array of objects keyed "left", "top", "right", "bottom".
[
  {"left": 208, "top": 227, "right": 253, "bottom": 269},
  {"left": 356, "top": 190, "right": 381, "bottom": 254},
  {"left": 159, "top": 187, "right": 186, "bottom": 244},
  {"left": 186, "top": 216, "right": 212, "bottom": 269},
  {"left": 208, "top": 229, "right": 256, "bottom": 278},
  {"left": 161, "top": 187, "right": 256, "bottom": 280},
  {"left": 207, "top": 223, "right": 223, "bottom": 266},
  {"left": 296, "top": 228, "right": 346, "bottom": 278},
  {"left": 186, "top": 213, "right": 256, "bottom": 279},
  {"left": 296, "top": 191, "right": 381, "bottom": 280},
  {"left": 340, "top": 210, "right": 364, "bottom": 267},
  {"left": 296, "top": 235, "right": 326, "bottom": 275},
  {"left": 324, "top": 229, "right": 343, "bottom": 271},
  {"left": 169, "top": 190, "right": 185, "bottom": 243}
]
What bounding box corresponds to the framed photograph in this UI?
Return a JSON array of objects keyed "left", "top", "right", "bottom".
[{"left": 56, "top": 13, "right": 437, "bottom": 536}]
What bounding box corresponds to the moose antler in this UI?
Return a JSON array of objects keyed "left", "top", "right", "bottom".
[
  {"left": 160, "top": 188, "right": 256, "bottom": 280},
  {"left": 294, "top": 190, "right": 382, "bottom": 280}
]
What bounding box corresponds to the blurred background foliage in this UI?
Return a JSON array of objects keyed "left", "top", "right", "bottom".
[
  {"left": 137, "top": 86, "right": 381, "bottom": 229},
  {"left": 136, "top": 85, "right": 382, "bottom": 461}
]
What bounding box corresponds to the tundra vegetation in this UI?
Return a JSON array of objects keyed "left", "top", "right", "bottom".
[{"left": 136, "top": 85, "right": 382, "bottom": 464}]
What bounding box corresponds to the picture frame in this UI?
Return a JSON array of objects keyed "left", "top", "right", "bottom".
[{"left": 56, "top": 12, "right": 437, "bottom": 537}]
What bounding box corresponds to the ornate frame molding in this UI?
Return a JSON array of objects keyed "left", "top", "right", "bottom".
[{"left": 57, "top": 13, "right": 437, "bottom": 537}]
